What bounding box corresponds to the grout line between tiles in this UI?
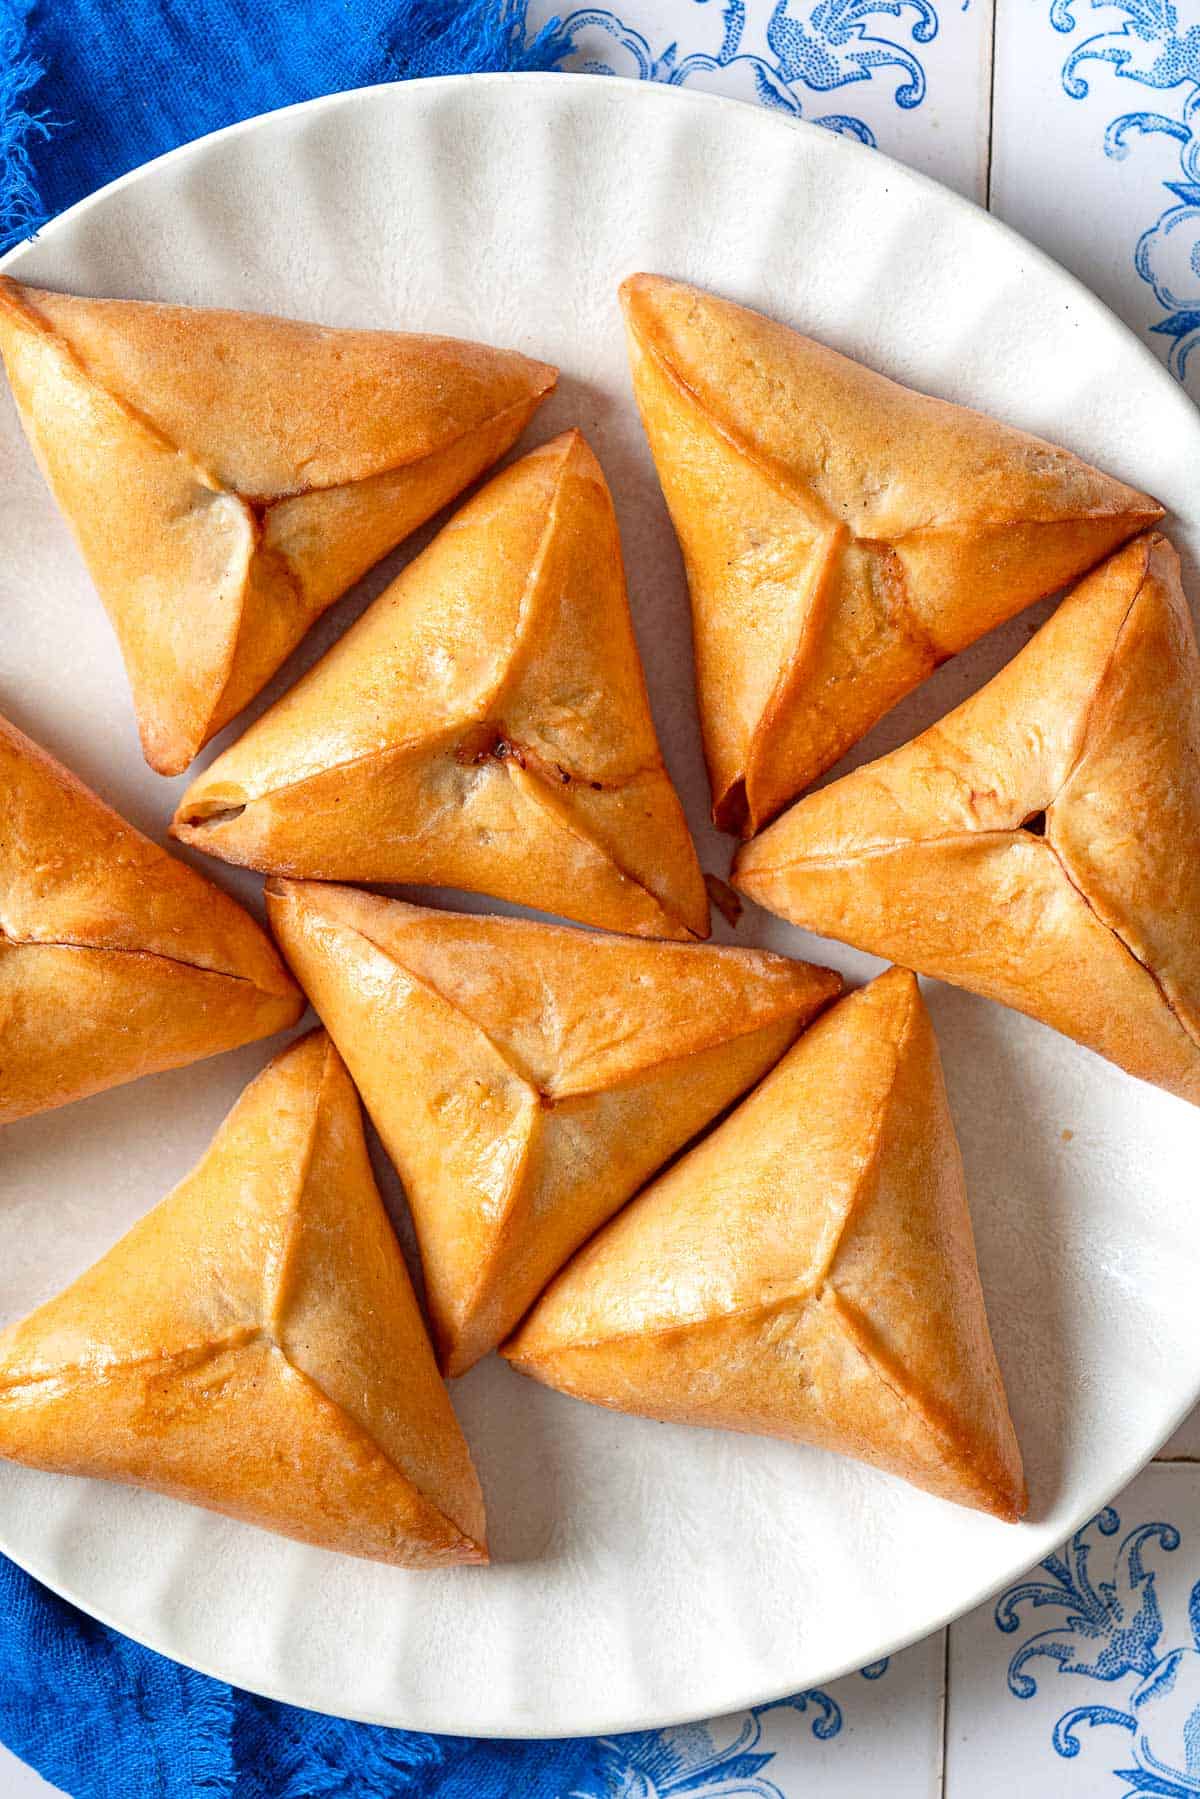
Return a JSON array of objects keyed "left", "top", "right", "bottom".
[
  {"left": 1152, "top": 1454, "right": 1200, "bottom": 1464},
  {"left": 937, "top": 1625, "right": 950, "bottom": 1796},
  {"left": 983, "top": 0, "right": 999, "bottom": 212}
]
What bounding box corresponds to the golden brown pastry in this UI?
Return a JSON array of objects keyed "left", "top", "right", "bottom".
[
  {"left": 736, "top": 533, "right": 1200, "bottom": 1103},
  {"left": 267, "top": 881, "right": 841, "bottom": 1374},
  {"left": 621, "top": 273, "right": 1163, "bottom": 835},
  {"left": 173, "top": 430, "right": 709, "bottom": 940},
  {"left": 0, "top": 1031, "right": 487, "bottom": 1565},
  {"left": 0, "top": 713, "right": 301, "bottom": 1124},
  {"left": 506, "top": 968, "right": 1026, "bottom": 1522},
  {"left": 0, "top": 278, "right": 555, "bottom": 774}
]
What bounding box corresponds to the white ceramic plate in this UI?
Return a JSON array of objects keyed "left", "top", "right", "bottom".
[{"left": 2, "top": 73, "right": 1199, "bottom": 1739}]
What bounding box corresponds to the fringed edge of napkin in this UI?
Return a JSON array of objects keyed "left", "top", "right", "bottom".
[
  {"left": 0, "top": 18, "right": 54, "bottom": 251},
  {"left": 379, "top": 0, "right": 572, "bottom": 79}
]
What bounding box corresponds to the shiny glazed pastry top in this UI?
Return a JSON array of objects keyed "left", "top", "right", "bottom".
[
  {"left": 0, "top": 1031, "right": 488, "bottom": 1566},
  {"left": 507, "top": 968, "right": 1026, "bottom": 1522},
  {"left": 0, "top": 711, "right": 300, "bottom": 1125},
  {"left": 621, "top": 272, "right": 1162, "bottom": 835},
  {"left": 174, "top": 431, "right": 709, "bottom": 941},
  {"left": 736, "top": 533, "right": 1200, "bottom": 1105}
]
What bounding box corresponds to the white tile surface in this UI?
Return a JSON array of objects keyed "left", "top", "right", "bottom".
[
  {"left": 991, "top": 0, "right": 1200, "bottom": 398},
  {"left": 1162, "top": 1401, "right": 1200, "bottom": 1461},
  {"left": 589, "top": 1636, "right": 944, "bottom": 1794},
  {"left": 0, "top": 1743, "right": 61, "bottom": 1796},
  {"left": 946, "top": 1463, "right": 1200, "bottom": 1799}
]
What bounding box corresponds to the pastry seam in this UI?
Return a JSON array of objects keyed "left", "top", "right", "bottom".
[
  {"left": 0, "top": 1320, "right": 482, "bottom": 1551},
  {"left": 0, "top": 1327, "right": 266, "bottom": 1394},
  {"left": 633, "top": 310, "right": 1155, "bottom": 538},
  {"left": 275, "top": 889, "right": 819, "bottom": 1103},
  {"left": 741, "top": 824, "right": 1197, "bottom": 1052},
  {"left": 279, "top": 1354, "right": 484, "bottom": 1553},
  {"left": 1046, "top": 542, "right": 1150, "bottom": 810},
  {"left": 737, "top": 827, "right": 1019, "bottom": 879},
  {"left": 264, "top": 1032, "right": 489, "bottom": 1534},
  {"left": 513, "top": 982, "right": 914, "bottom": 1357},
  {"left": 261, "top": 1034, "right": 329, "bottom": 1334},
  {"left": 179, "top": 746, "right": 684, "bottom": 922},
  {"left": 825, "top": 1286, "right": 1018, "bottom": 1515},
  {"left": 176, "top": 429, "right": 575, "bottom": 821},
  {"left": 1044, "top": 836, "right": 1200, "bottom": 1053},
  {"left": 0, "top": 928, "right": 281, "bottom": 994},
  {"left": 439, "top": 1110, "right": 541, "bottom": 1372},
  {"left": 502, "top": 762, "right": 697, "bottom": 938},
  {"left": 0, "top": 283, "right": 547, "bottom": 499}
]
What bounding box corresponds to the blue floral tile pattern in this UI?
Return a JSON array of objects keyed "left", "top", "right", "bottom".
[
  {"left": 1046, "top": 0, "right": 1200, "bottom": 380},
  {"left": 941, "top": 1468, "right": 1200, "bottom": 1799},
  {"left": 539, "top": 0, "right": 949, "bottom": 143},
  {"left": 575, "top": 1690, "right": 847, "bottom": 1798},
  {"left": 561, "top": 1655, "right": 942, "bottom": 1799}
]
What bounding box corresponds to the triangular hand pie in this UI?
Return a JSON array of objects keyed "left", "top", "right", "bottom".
[
  {"left": 174, "top": 431, "right": 709, "bottom": 940},
  {"left": 0, "top": 279, "right": 555, "bottom": 774},
  {"left": 0, "top": 1031, "right": 487, "bottom": 1565},
  {"left": 736, "top": 533, "right": 1200, "bottom": 1103},
  {"left": 505, "top": 968, "right": 1026, "bottom": 1521},
  {"left": 266, "top": 881, "right": 841, "bottom": 1374},
  {"left": 621, "top": 273, "right": 1163, "bottom": 835},
  {"left": 0, "top": 714, "right": 301, "bottom": 1124}
]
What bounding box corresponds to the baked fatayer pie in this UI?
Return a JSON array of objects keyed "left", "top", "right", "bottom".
[
  {"left": 0, "top": 278, "right": 555, "bottom": 775},
  {"left": 0, "top": 1032, "right": 487, "bottom": 1566},
  {"left": 266, "top": 881, "right": 841, "bottom": 1375},
  {"left": 174, "top": 430, "right": 709, "bottom": 941},
  {"left": 620, "top": 273, "right": 1163, "bottom": 835},
  {"left": 736, "top": 533, "right": 1200, "bottom": 1105},
  {"left": 0, "top": 713, "right": 301, "bottom": 1124},
  {"left": 505, "top": 969, "right": 1026, "bottom": 1522}
]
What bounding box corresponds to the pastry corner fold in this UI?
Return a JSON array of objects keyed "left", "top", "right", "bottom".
[
  {"left": 506, "top": 966, "right": 1026, "bottom": 1523},
  {"left": 620, "top": 271, "right": 1163, "bottom": 836},
  {"left": 0, "top": 1026, "right": 488, "bottom": 1567},
  {"left": 734, "top": 531, "right": 1200, "bottom": 1105},
  {"left": 0, "top": 276, "right": 556, "bottom": 774}
]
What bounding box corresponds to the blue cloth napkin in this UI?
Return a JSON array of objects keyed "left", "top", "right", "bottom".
[
  {"left": 0, "top": 0, "right": 569, "bottom": 250},
  {"left": 0, "top": 3, "right": 654, "bottom": 1792}
]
